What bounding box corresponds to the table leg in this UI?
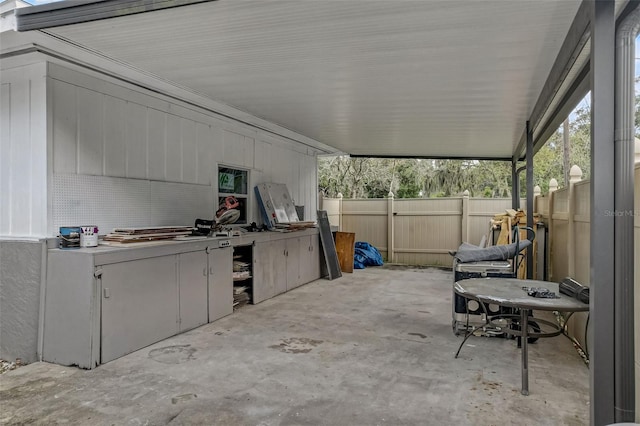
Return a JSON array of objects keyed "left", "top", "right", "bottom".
[{"left": 521, "top": 308, "right": 529, "bottom": 395}]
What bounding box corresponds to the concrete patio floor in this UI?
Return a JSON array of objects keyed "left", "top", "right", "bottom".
[{"left": 0, "top": 266, "right": 589, "bottom": 425}]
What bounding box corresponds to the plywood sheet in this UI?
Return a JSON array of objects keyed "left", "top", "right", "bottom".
[{"left": 335, "top": 232, "right": 355, "bottom": 273}]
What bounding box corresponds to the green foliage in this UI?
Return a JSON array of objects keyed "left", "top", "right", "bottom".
[{"left": 318, "top": 96, "right": 605, "bottom": 199}]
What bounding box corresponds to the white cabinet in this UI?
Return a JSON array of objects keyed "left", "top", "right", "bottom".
[
  {"left": 208, "top": 247, "right": 233, "bottom": 322},
  {"left": 44, "top": 242, "right": 234, "bottom": 368},
  {"left": 101, "top": 255, "right": 179, "bottom": 364},
  {"left": 285, "top": 237, "right": 301, "bottom": 291},
  {"left": 253, "top": 240, "right": 281, "bottom": 303},
  {"left": 252, "top": 233, "right": 321, "bottom": 303},
  {"left": 42, "top": 231, "right": 320, "bottom": 368},
  {"left": 299, "top": 234, "right": 321, "bottom": 286},
  {"left": 178, "top": 251, "right": 208, "bottom": 332}
]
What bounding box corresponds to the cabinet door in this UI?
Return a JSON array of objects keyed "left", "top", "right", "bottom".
[
  {"left": 253, "top": 240, "right": 286, "bottom": 303},
  {"left": 208, "top": 247, "right": 233, "bottom": 322},
  {"left": 300, "top": 234, "right": 321, "bottom": 285},
  {"left": 253, "top": 242, "right": 273, "bottom": 303},
  {"left": 285, "top": 238, "right": 301, "bottom": 291},
  {"left": 178, "top": 251, "right": 208, "bottom": 331},
  {"left": 101, "top": 255, "right": 178, "bottom": 364}
]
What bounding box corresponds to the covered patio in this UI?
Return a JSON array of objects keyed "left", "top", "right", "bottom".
[
  {"left": 0, "top": 266, "right": 589, "bottom": 425},
  {"left": 0, "top": 1, "right": 636, "bottom": 424}
]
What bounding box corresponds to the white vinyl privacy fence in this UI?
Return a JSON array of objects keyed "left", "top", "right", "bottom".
[
  {"left": 323, "top": 165, "right": 639, "bottom": 414},
  {"left": 320, "top": 192, "right": 523, "bottom": 267},
  {"left": 535, "top": 164, "right": 640, "bottom": 400}
]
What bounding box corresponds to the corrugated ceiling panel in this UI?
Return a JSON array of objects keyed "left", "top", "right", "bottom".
[{"left": 45, "top": 0, "right": 581, "bottom": 159}]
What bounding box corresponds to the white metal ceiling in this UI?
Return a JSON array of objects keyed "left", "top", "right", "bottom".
[{"left": 44, "top": 0, "right": 582, "bottom": 159}]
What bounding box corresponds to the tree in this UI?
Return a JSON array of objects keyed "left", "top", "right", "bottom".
[{"left": 318, "top": 98, "right": 595, "bottom": 199}]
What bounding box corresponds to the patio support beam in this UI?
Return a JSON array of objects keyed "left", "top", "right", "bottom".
[
  {"left": 525, "top": 122, "right": 533, "bottom": 279},
  {"left": 590, "top": 0, "right": 616, "bottom": 424},
  {"left": 515, "top": 1, "right": 591, "bottom": 158},
  {"left": 613, "top": 2, "right": 639, "bottom": 422},
  {"left": 511, "top": 159, "right": 519, "bottom": 210}
]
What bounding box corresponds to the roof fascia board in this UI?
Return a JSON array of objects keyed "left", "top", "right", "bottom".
[
  {"left": 15, "top": 0, "right": 214, "bottom": 31},
  {"left": 530, "top": 63, "right": 591, "bottom": 159},
  {"left": 351, "top": 154, "right": 514, "bottom": 162},
  {"left": 514, "top": 0, "right": 592, "bottom": 160}
]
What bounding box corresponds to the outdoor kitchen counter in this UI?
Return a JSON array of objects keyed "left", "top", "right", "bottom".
[
  {"left": 42, "top": 227, "right": 321, "bottom": 369},
  {"left": 46, "top": 227, "right": 319, "bottom": 266}
]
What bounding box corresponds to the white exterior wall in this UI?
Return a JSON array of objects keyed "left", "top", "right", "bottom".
[
  {"left": 0, "top": 62, "right": 48, "bottom": 237},
  {"left": 1, "top": 60, "right": 319, "bottom": 237}
]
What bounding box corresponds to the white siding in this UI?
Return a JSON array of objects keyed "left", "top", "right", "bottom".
[
  {"left": 0, "top": 82, "right": 10, "bottom": 235},
  {"left": 52, "top": 79, "right": 77, "bottom": 174},
  {"left": 180, "top": 118, "right": 197, "bottom": 184},
  {"left": 125, "top": 102, "right": 148, "bottom": 179},
  {"left": 103, "top": 96, "right": 127, "bottom": 177},
  {"left": 147, "top": 108, "right": 166, "bottom": 181},
  {"left": 165, "top": 113, "right": 182, "bottom": 182},
  {"left": 0, "top": 63, "right": 48, "bottom": 237},
  {"left": 43, "top": 62, "right": 319, "bottom": 235},
  {"left": 76, "top": 87, "right": 103, "bottom": 175},
  {"left": 195, "top": 122, "right": 212, "bottom": 185},
  {"left": 254, "top": 139, "right": 272, "bottom": 173}
]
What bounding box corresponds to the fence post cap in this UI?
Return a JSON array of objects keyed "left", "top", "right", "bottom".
[
  {"left": 569, "top": 165, "right": 582, "bottom": 183},
  {"left": 549, "top": 178, "right": 559, "bottom": 193},
  {"left": 387, "top": 191, "right": 394, "bottom": 198},
  {"left": 462, "top": 190, "right": 470, "bottom": 197},
  {"left": 534, "top": 185, "right": 541, "bottom": 196},
  {"left": 337, "top": 193, "right": 343, "bottom": 199}
]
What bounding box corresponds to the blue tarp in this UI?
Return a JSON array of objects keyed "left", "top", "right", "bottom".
[{"left": 353, "top": 242, "right": 384, "bottom": 269}]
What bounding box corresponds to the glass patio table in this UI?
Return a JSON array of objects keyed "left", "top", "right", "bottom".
[{"left": 453, "top": 277, "right": 589, "bottom": 395}]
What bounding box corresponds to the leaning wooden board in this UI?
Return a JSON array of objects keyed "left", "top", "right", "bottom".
[{"left": 334, "top": 232, "right": 355, "bottom": 273}]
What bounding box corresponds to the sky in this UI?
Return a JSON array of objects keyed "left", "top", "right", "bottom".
[{"left": 23, "top": 0, "right": 63, "bottom": 4}]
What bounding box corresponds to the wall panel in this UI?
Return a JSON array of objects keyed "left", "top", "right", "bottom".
[
  {"left": 147, "top": 108, "right": 166, "bottom": 181},
  {"left": 42, "top": 63, "right": 319, "bottom": 236},
  {"left": 222, "top": 129, "right": 245, "bottom": 167},
  {"left": 76, "top": 87, "right": 103, "bottom": 175},
  {"left": 103, "top": 95, "right": 127, "bottom": 177},
  {"left": 254, "top": 139, "right": 271, "bottom": 172},
  {"left": 52, "top": 174, "right": 212, "bottom": 233},
  {"left": 0, "top": 63, "right": 48, "bottom": 237},
  {"left": 52, "top": 79, "right": 77, "bottom": 174},
  {"left": 125, "top": 102, "right": 148, "bottom": 179},
  {"left": 195, "top": 123, "right": 212, "bottom": 185},
  {"left": 244, "top": 136, "right": 255, "bottom": 169},
  {"left": 1, "top": 83, "right": 12, "bottom": 235},
  {"left": 165, "top": 113, "right": 182, "bottom": 182},
  {"left": 180, "top": 118, "right": 197, "bottom": 184}
]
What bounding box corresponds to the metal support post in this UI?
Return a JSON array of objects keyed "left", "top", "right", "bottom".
[
  {"left": 613, "top": 3, "right": 639, "bottom": 421},
  {"left": 525, "top": 121, "right": 534, "bottom": 279},
  {"left": 511, "top": 159, "right": 519, "bottom": 210},
  {"left": 590, "top": 1, "right": 616, "bottom": 424}
]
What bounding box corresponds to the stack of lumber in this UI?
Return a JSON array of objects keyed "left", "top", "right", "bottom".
[
  {"left": 489, "top": 209, "right": 541, "bottom": 279},
  {"left": 274, "top": 221, "right": 316, "bottom": 231},
  {"left": 491, "top": 209, "right": 540, "bottom": 245},
  {"left": 103, "top": 226, "right": 194, "bottom": 243},
  {"left": 233, "top": 286, "right": 250, "bottom": 310},
  {"left": 232, "top": 259, "right": 251, "bottom": 309}
]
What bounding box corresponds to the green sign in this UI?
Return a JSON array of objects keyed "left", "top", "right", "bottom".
[{"left": 219, "top": 172, "right": 235, "bottom": 191}]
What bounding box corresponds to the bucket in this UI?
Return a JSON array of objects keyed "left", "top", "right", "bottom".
[
  {"left": 80, "top": 226, "right": 99, "bottom": 247},
  {"left": 59, "top": 227, "right": 81, "bottom": 249}
]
